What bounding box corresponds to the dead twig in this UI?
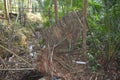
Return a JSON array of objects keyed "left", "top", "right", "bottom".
[
  {"left": 0, "top": 44, "right": 33, "bottom": 67},
  {"left": 50, "top": 45, "right": 55, "bottom": 79},
  {"left": 0, "top": 68, "right": 34, "bottom": 71},
  {"left": 54, "top": 37, "right": 67, "bottom": 48},
  {"left": 53, "top": 58, "right": 72, "bottom": 71},
  {"left": 89, "top": 75, "right": 93, "bottom": 80},
  {"left": 47, "top": 44, "right": 55, "bottom": 80},
  {"left": 0, "top": 56, "right": 7, "bottom": 68}
]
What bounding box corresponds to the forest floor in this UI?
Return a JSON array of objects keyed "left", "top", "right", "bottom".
[{"left": 0, "top": 12, "right": 119, "bottom": 80}]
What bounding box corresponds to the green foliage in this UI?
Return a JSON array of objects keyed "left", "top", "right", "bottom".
[
  {"left": 87, "top": 53, "right": 100, "bottom": 71},
  {"left": 87, "top": 0, "right": 120, "bottom": 70}
]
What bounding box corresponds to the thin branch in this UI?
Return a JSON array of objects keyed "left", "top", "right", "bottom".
[
  {"left": 54, "top": 37, "right": 67, "bottom": 48},
  {"left": 74, "top": 10, "right": 84, "bottom": 27}
]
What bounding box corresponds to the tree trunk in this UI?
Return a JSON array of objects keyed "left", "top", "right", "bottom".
[
  {"left": 4, "top": 0, "right": 9, "bottom": 21},
  {"left": 70, "top": 0, "right": 73, "bottom": 8},
  {"left": 28, "top": 0, "right": 32, "bottom": 13},
  {"left": 9, "top": 0, "right": 12, "bottom": 12},
  {"left": 82, "top": 0, "right": 87, "bottom": 54},
  {"left": 54, "top": 0, "right": 58, "bottom": 24}
]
